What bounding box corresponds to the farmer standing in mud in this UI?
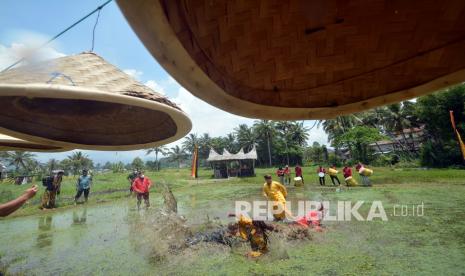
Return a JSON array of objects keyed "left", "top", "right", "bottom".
[
  {"left": 132, "top": 171, "right": 152, "bottom": 210},
  {"left": 40, "top": 170, "right": 64, "bottom": 209},
  {"left": 75, "top": 169, "right": 92, "bottom": 204}
]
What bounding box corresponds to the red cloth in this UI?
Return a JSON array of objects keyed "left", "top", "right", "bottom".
[
  {"left": 317, "top": 167, "right": 326, "bottom": 173},
  {"left": 283, "top": 167, "right": 290, "bottom": 175},
  {"left": 355, "top": 164, "right": 363, "bottom": 171},
  {"left": 295, "top": 211, "right": 322, "bottom": 227},
  {"left": 132, "top": 177, "right": 152, "bottom": 193},
  {"left": 343, "top": 167, "right": 352, "bottom": 178},
  {"left": 295, "top": 166, "right": 302, "bottom": 177},
  {"left": 276, "top": 169, "right": 284, "bottom": 176}
]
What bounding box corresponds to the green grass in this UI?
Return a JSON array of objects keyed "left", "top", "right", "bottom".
[
  {"left": 1, "top": 166, "right": 465, "bottom": 274},
  {"left": 1, "top": 166, "right": 464, "bottom": 217}
]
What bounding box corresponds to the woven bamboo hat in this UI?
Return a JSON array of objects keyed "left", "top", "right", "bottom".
[
  {"left": 0, "top": 52, "right": 191, "bottom": 150},
  {"left": 0, "top": 134, "right": 70, "bottom": 152},
  {"left": 118, "top": 0, "right": 465, "bottom": 119}
]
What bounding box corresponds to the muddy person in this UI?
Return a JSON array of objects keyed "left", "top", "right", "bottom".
[
  {"left": 41, "top": 171, "right": 64, "bottom": 209},
  {"left": 132, "top": 171, "right": 152, "bottom": 210},
  {"left": 263, "top": 174, "right": 289, "bottom": 221},
  {"left": 74, "top": 169, "right": 92, "bottom": 204}
]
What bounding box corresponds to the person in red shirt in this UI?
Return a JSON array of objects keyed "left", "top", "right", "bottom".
[
  {"left": 342, "top": 165, "right": 352, "bottom": 178},
  {"left": 295, "top": 164, "right": 304, "bottom": 184},
  {"left": 276, "top": 167, "right": 285, "bottom": 184},
  {"left": 283, "top": 165, "right": 291, "bottom": 185},
  {"left": 131, "top": 171, "right": 152, "bottom": 209},
  {"left": 317, "top": 166, "right": 326, "bottom": 186}
]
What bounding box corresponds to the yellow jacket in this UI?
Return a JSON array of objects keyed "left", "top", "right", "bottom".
[{"left": 263, "top": 181, "right": 287, "bottom": 203}]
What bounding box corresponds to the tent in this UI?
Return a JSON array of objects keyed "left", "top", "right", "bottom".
[{"left": 207, "top": 147, "right": 258, "bottom": 178}]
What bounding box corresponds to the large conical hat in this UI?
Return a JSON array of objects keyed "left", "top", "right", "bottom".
[
  {"left": 0, "top": 52, "right": 191, "bottom": 150},
  {"left": 0, "top": 134, "right": 70, "bottom": 152},
  {"left": 118, "top": 0, "right": 465, "bottom": 119}
]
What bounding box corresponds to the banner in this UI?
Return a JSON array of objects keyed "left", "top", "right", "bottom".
[
  {"left": 449, "top": 110, "right": 465, "bottom": 160},
  {"left": 191, "top": 145, "right": 199, "bottom": 178}
]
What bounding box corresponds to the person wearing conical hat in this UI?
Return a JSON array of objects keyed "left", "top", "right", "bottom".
[{"left": 262, "top": 175, "right": 288, "bottom": 221}]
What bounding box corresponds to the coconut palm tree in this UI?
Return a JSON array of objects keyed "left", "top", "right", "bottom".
[
  {"left": 224, "top": 133, "right": 237, "bottom": 152},
  {"left": 145, "top": 146, "right": 168, "bottom": 171},
  {"left": 182, "top": 133, "right": 199, "bottom": 154},
  {"left": 253, "top": 120, "right": 276, "bottom": 167},
  {"left": 168, "top": 145, "right": 186, "bottom": 168},
  {"left": 46, "top": 158, "right": 58, "bottom": 174},
  {"left": 235, "top": 124, "right": 256, "bottom": 152},
  {"left": 66, "top": 151, "right": 93, "bottom": 176},
  {"left": 5, "top": 151, "right": 36, "bottom": 173}
]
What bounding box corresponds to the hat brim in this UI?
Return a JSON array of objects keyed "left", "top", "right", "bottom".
[
  {"left": 0, "top": 133, "right": 70, "bottom": 152},
  {"left": 117, "top": 0, "right": 465, "bottom": 119},
  {"left": 0, "top": 83, "right": 192, "bottom": 151}
]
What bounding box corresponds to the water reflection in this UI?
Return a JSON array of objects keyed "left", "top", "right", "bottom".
[
  {"left": 72, "top": 208, "right": 87, "bottom": 226},
  {"left": 36, "top": 215, "right": 53, "bottom": 248}
]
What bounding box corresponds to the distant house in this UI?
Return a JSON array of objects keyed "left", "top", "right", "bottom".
[
  {"left": 207, "top": 147, "right": 258, "bottom": 178},
  {"left": 369, "top": 126, "right": 425, "bottom": 154}
]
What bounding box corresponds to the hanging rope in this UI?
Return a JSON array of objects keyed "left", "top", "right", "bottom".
[
  {"left": 1, "top": 0, "right": 113, "bottom": 73},
  {"left": 91, "top": 7, "right": 102, "bottom": 52}
]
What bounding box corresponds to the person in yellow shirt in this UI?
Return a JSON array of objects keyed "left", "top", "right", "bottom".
[{"left": 262, "top": 174, "right": 289, "bottom": 221}]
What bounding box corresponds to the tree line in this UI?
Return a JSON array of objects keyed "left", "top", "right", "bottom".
[{"left": 1, "top": 84, "right": 464, "bottom": 173}]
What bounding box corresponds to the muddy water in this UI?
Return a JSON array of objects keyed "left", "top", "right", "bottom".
[
  {"left": 0, "top": 187, "right": 327, "bottom": 275},
  {"left": 0, "top": 196, "right": 247, "bottom": 275}
]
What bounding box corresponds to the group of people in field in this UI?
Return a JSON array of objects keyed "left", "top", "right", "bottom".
[
  {"left": 39, "top": 169, "right": 93, "bottom": 210},
  {"left": 35, "top": 168, "right": 156, "bottom": 211},
  {"left": 276, "top": 164, "right": 304, "bottom": 185},
  {"left": 276, "top": 163, "right": 373, "bottom": 187}
]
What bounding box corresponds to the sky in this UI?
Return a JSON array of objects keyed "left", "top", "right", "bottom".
[{"left": 0, "top": 0, "right": 328, "bottom": 164}]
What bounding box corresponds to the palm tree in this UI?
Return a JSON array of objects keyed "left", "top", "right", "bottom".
[
  {"left": 235, "top": 124, "right": 256, "bottom": 151},
  {"left": 66, "top": 151, "right": 92, "bottom": 176},
  {"left": 225, "top": 133, "right": 237, "bottom": 152},
  {"left": 289, "top": 122, "right": 310, "bottom": 146},
  {"left": 145, "top": 146, "right": 168, "bottom": 171},
  {"left": 168, "top": 145, "right": 186, "bottom": 168},
  {"left": 46, "top": 158, "right": 58, "bottom": 174},
  {"left": 198, "top": 133, "right": 212, "bottom": 161},
  {"left": 5, "top": 151, "right": 36, "bottom": 173},
  {"left": 182, "top": 133, "right": 199, "bottom": 154},
  {"left": 253, "top": 120, "right": 276, "bottom": 167}
]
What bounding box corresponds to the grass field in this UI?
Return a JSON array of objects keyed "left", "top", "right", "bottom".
[{"left": 1, "top": 166, "right": 465, "bottom": 275}]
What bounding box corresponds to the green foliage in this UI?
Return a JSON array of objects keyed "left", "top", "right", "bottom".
[
  {"left": 334, "top": 126, "right": 386, "bottom": 164},
  {"left": 131, "top": 157, "right": 145, "bottom": 170},
  {"left": 416, "top": 84, "right": 465, "bottom": 167},
  {"left": 111, "top": 161, "right": 125, "bottom": 173}
]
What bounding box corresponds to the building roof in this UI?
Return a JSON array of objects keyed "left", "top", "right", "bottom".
[{"left": 207, "top": 146, "right": 257, "bottom": 162}]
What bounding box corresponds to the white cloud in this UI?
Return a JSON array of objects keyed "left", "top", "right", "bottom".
[
  {"left": 123, "top": 68, "right": 143, "bottom": 80},
  {"left": 172, "top": 87, "right": 255, "bottom": 137},
  {"left": 144, "top": 80, "right": 165, "bottom": 95},
  {"left": 0, "top": 42, "right": 65, "bottom": 71}
]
